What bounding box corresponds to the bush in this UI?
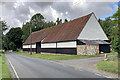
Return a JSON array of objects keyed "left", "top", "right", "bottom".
[{"left": 9, "top": 42, "right": 16, "bottom": 51}]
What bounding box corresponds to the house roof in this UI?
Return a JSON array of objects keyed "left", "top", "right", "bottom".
[
  {"left": 23, "top": 13, "right": 92, "bottom": 44},
  {"left": 80, "top": 40, "right": 110, "bottom": 44}
]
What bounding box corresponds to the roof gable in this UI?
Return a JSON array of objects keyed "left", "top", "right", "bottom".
[{"left": 77, "top": 13, "right": 108, "bottom": 40}]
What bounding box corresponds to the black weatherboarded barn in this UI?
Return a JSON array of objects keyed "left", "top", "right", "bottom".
[{"left": 23, "top": 12, "right": 110, "bottom": 55}]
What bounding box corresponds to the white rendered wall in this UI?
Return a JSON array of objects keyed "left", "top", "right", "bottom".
[
  {"left": 23, "top": 44, "right": 36, "bottom": 48},
  {"left": 41, "top": 43, "right": 56, "bottom": 48},
  {"left": 77, "top": 14, "right": 108, "bottom": 40},
  {"left": 41, "top": 41, "right": 77, "bottom": 48},
  {"left": 57, "top": 41, "right": 77, "bottom": 48}
]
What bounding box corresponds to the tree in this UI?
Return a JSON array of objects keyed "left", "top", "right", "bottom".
[
  {"left": 110, "top": 9, "right": 120, "bottom": 53},
  {"left": 56, "top": 18, "right": 62, "bottom": 25},
  {"left": 6, "top": 27, "right": 23, "bottom": 50},
  {"left": 110, "top": 26, "right": 119, "bottom": 52},
  {"left": 9, "top": 42, "right": 16, "bottom": 51},
  {"left": 22, "top": 13, "right": 56, "bottom": 43},
  {"left": 99, "top": 17, "right": 114, "bottom": 40},
  {"left": 30, "top": 13, "right": 45, "bottom": 32},
  {"left": 2, "top": 35, "right": 9, "bottom": 50},
  {"left": 98, "top": 9, "right": 120, "bottom": 53},
  {"left": 22, "top": 22, "right": 31, "bottom": 42},
  {"left": 64, "top": 19, "right": 68, "bottom": 23},
  {"left": 0, "top": 19, "right": 9, "bottom": 50}
]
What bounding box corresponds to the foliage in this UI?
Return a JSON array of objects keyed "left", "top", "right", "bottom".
[
  {"left": 64, "top": 19, "right": 69, "bottom": 23},
  {"left": 9, "top": 42, "right": 16, "bottom": 51},
  {"left": 22, "top": 13, "right": 56, "bottom": 42},
  {"left": 0, "top": 19, "right": 9, "bottom": 32},
  {"left": 98, "top": 9, "right": 120, "bottom": 53},
  {"left": 22, "top": 22, "right": 31, "bottom": 42},
  {"left": 56, "top": 18, "right": 62, "bottom": 25},
  {"left": 7, "top": 27, "right": 23, "bottom": 49},
  {"left": 2, "top": 36, "right": 9, "bottom": 50},
  {"left": 3, "top": 27, "right": 23, "bottom": 50},
  {"left": 98, "top": 17, "right": 114, "bottom": 40},
  {"left": 0, "top": 19, "right": 9, "bottom": 50}
]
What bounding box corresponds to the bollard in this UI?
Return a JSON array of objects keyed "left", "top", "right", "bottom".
[{"left": 104, "top": 54, "right": 108, "bottom": 61}]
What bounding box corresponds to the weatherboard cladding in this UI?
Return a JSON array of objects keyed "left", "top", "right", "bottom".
[{"left": 23, "top": 13, "right": 92, "bottom": 45}]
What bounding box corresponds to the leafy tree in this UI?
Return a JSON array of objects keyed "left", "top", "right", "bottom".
[
  {"left": 64, "top": 19, "right": 68, "bottom": 23},
  {"left": 110, "top": 26, "right": 119, "bottom": 52},
  {"left": 30, "top": 13, "right": 45, "bottom": 32},
  {"left": 0, "top": 19, "right": 9, "bottom": 50},
  {"left": 9, "top": 42, "right": 16, "bottom": 51},
  {"left": 110, "top": 9, "right": 120, "bottom": 53},
  {"left": 2, "top": 35, "right": 9, "bottom": 50},
  {"left": 56, "top": 18, "right": 62, "bottom": 25},
  {"left": 6, "top": 27, "right": 23, "bottom": 50},
  {"left": 44, "top": 21, "right": 56, "bottom": 29},
  {"left": 0, "top": 19, "right": 9, "bottom": 32},
  {"left": 22, "top": 22, "right": 31, "bottom": 42},
  {"left": 22, "top": 13, "right": 56, "bottom": 43},
  {"left": 98, "top": 9, "right": 120, "bottom": 53},
  {"left": 100, "top": 17, "right": 114, "bottom": 40}
]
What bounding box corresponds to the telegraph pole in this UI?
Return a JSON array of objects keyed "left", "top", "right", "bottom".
[{"left": 30, "top": 26, "right": 32, "bottom": 55}]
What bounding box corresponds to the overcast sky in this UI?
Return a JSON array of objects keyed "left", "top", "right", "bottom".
[{"left": 0, "top": 0, "right": 118, "bottom": 29}]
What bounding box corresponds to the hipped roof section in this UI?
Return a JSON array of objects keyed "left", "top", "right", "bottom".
[{"left": 23, "top": 13, "right": 92, "bottom": 45}]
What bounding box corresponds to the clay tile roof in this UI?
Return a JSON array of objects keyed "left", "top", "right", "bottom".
[
  {"left": 23, "top": 13, "right": 92, "bottom": 44},
  {"left": 23, "top": 28, "right": 51, "bottom": 44}
]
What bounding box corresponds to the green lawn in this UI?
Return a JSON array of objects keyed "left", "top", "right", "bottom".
[
  {"left": 15, "top": 51, "right": 117, "bottom": 60},
  {"left": 0, "top": 53, "right": 12, "bottom": 80},
  {"left": 97, "top": 56, "right": 119, "bottom": 74}
]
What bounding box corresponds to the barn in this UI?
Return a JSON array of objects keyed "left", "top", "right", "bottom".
[{"left": 23, "top": 12, "right": 110, "bottom": 55}]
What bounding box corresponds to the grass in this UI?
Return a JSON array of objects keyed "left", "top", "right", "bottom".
[
  {"left": 97, "top": 56, "right": 118, "bottom": 74},
  {"left": 15, "top": 51, "right": 117, "bottom": 60},
  {"left": 0, "top": 53, "right": 2, "bottom": 80},
  {"left": 0, "top": 53, "right": 12, "bottom": 80}
]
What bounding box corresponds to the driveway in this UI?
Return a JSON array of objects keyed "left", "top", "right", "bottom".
[
  {"left": 53, "top": 55, "right": 118, "bottom": 78},
  {"left": 5, "top": 52, "right": 107, "bottom": 79}
]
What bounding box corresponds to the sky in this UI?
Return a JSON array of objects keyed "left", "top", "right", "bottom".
[{"left": 0, "top": 0, "right": 119, "bottom": 29}]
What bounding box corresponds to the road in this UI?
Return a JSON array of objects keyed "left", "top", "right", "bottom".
[
  {"left": 54, "top": 55, "right": 117, "bottom": 78},
  {"left": 5, "top": 52, "right": 106, "bottom": 78}
]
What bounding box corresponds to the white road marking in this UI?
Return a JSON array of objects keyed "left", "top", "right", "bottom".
[
  {"left": 95, "top": 73, "right": 110, "bottom": 78},
  {"left": 8, "top": 59, "right": 20, "bottom": 80}
]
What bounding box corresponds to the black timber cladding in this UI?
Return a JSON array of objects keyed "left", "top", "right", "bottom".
[
  {"left": 23, "top": 42, "right": 77, "bottom": 55},
  {"left": 23, "top": 48, "right": 36, "bottom": 52},
  {"left": 99, "top": 44, "right": 110, "bottom": 53}
]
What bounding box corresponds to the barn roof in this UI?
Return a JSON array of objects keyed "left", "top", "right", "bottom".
[{"left": 24, "top": 13, "right": 92, "bottom": 44}]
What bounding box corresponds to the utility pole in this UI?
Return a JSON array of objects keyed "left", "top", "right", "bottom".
[{"left": 30, "top": 26, "right": 32, "bottom": 55}]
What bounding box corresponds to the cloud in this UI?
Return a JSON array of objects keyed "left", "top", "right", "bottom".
[{"left": 0, "top": 1, "right": 117, "bottom": 29}]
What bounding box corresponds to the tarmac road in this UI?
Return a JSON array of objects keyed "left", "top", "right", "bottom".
[{"left": 5, "top": 52, "right": 106, "bottom": 79}]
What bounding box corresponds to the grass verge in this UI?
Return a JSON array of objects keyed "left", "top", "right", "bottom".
[
  {"left": 0, "top": 53, "right": 12, "bottom": 80},
  {"left": 15, "top": 51, "right": 117, "bottom": 60},
  {"left": 97, "top": 56, "right": 118, "bottom": 74},
  {"left": 0, "top": 53, "right": 2, "bottom": 80}
]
